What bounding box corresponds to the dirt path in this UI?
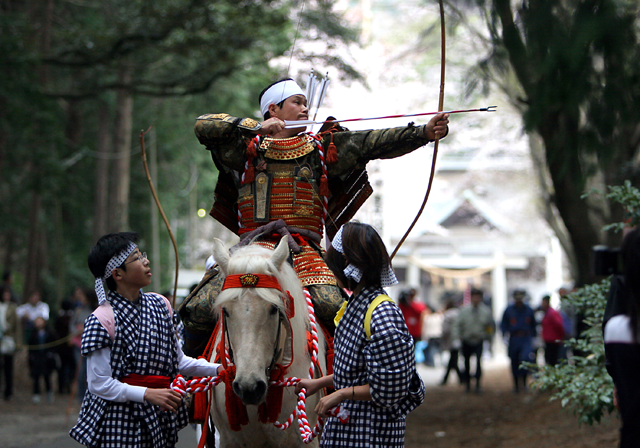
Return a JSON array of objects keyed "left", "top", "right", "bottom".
[{"left": 407, "top": 362, "right": 619, "bottom": 448}]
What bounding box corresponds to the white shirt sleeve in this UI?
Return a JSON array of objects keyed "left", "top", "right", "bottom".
[
  {"left": 86, "top": 343, "right": 221, "bottom": 404},
  {"left": 86, "top": 348, "right": 147, "bottom": 403},
  {"left": 40, "top": 302, "right": 50, "bottom": 321},
  {"left": 177, "top": 342, "right": 221, "bottom": 377}
]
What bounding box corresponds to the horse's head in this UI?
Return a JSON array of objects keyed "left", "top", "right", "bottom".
[{"left": 213, "top": 235, "right": 300, "bottom": 406}]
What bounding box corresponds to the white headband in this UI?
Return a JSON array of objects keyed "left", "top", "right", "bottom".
[
  {"left": 260, "top": 80, "right": 305, "bottom": 117},
  {"left": 95, "top": 242, "right": 138, "bottom": 305},
  {"left": 331, "top": 225, "right": 398, "bottom": 288}
]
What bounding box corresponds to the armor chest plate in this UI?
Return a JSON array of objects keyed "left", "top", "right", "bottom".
[{"left": 238, "top": 157, "right": 324, "bottom": 236}]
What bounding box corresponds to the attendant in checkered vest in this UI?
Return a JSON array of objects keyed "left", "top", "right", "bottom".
[
  {"left": 70, "top": 232, "right": 223, "bottom": 448},
  {"left": 296, "top": 222, "right": 425, "bottom": 448}
]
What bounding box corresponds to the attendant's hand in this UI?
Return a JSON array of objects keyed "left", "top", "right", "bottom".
[
  {"left": 314, "top": 389, "right": 348, "bottom": 418},
  {"left": 257, "top": 117, "right": 286, "bottom": 135},
  {"left": 216, "top": 365, "right": 224, "bottom": 376},
  {"left": 144, "top": 388, "right": 182, "bottom": 413},
  {"left": 295, "top": 378, "right": 323, "bottom": 396},
  {"left": 424, "top": 113, "right": 449, "bottom": 140}
]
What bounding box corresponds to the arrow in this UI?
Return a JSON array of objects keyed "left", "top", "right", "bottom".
[{"left": 284, "top": 106, "right": 496, "bottom": 128}]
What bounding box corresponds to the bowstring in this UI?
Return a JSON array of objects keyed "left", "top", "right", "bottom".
[{"left": 279, "top": 0, "right": 308, "bottom": 100}]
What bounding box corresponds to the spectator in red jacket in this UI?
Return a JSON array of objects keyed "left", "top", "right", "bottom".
[
  {"left": 540, "top": 295, "right": 565, "bottom": 366},
  {"left": 399, "top": 288, "right": 429, "bottom": 364}
]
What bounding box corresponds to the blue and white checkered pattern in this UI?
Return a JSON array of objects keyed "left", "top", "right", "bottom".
[
  {"left": 321, "top": 286, "right": 425, "bottom": 448},
  {"left": 70, "top": 291, "right": 188, "bottom": 448}
]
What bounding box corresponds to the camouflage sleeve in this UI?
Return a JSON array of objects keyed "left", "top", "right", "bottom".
[
  {"left": 326, "top": 124, "right": 432, "bottom": 177},
  {"left": 194, "top": 113, "right": 261, "bottom": 171}
]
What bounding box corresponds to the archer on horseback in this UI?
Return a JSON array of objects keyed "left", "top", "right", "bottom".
[{"left": 179, "top": 77, "right": 449, "bottom": 359}]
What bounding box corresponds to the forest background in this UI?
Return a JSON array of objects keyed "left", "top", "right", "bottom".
[{"left": 2, "top": 0, "right": 640, "bottom": 314}]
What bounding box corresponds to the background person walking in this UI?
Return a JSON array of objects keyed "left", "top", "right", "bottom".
[
  {"left": 453, "top": 288, "right": 493, "bottom": 393},
  {"left": 440, "top": 300, "right": 461, "bottom": 385},
  {"left": 501, "top": 289, "right": 536, "bottom": 393},
  {"left": 540, "top": 294, "right": 565, "bottom": 366}
]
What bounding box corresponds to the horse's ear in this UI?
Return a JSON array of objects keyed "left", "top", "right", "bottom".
[
  {"left": 213, "top": 238, "right": 231, "bottom": 276},
  {"left": 270, "top": 235, "right": 290, "bottom": 270}
]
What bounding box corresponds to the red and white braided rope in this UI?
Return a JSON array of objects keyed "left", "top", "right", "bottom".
[{"left": 171, "top": 374, "right": 221, "bottom": 396}]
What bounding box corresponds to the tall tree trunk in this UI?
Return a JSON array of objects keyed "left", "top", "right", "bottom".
[
  {"left": 24, "top": 0, "right": 54, "bottom": 300},
  {"left": 93, "top": 102, "right": 111, "bottom": 242},
  {"left": 540, "top": 113, "right": 601, "bottom": 286},
  {"left": 0, "top": 99, "right": 6, "bottom": 175},
  {"left": 2, "top": 230, "right": 16, "bottom": 294},
  {"left": 23, "top": 191, "right": 42, "bottom": 301},
  {"left": 51, "top": 98, "right": 83, "bottom": 303},
  {"left": 528, "top": 133, "right": 577, "bottom": 277},
  {"left": 65, "top": 98, "right": 82, "bottom": 150},
  {"left": 110, "top": 65, "right": 133, "bottom": 232}
]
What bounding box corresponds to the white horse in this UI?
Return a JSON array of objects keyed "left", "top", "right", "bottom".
[{"left": 210, "top": 236, "right": 327, "bottom": 448}]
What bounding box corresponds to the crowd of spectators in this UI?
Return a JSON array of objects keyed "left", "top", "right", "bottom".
[
  {"left": 0, "top": 274, "right": 99, "bottom": 404},
  {"left": 397, "top": 285, "right": 573, "bottom": 395}
]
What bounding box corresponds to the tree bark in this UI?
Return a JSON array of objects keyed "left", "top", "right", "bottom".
[
  {"left": 539, "top": 112, "right": 601, "bottom": 286},
  {"left": 93, "top": 101, "right": 111, "bottom": 242},
  {"left": 23, "top": 191, "right": 42, "bottom": 301},
  {"left": 23, "top": 0, "right": 54, "bottom": 299},
  {"left": 109, "top": 64, "right": 133, "bottom": 232}
]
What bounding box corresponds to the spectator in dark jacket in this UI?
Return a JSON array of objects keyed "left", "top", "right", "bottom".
[
  {"left": 501, "top": 289, "right": 536, "bottom": 393},
  {"left": 28, "top": 316, "right": 57, "bottom": 404}
]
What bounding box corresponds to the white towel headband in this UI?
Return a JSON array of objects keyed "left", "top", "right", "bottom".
[
  {"left": 260, "top": 80, "right": 305, "bottom": 117},
  {"left": 94, "top": 242, "right": 138, "bottom": 305},
  {"left": 331, "top": 225, "right": 398, "bottom": 288}
]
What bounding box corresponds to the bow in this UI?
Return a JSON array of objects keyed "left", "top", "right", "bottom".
[
  {"left": 390, "top": 0, "right": 446, "bottom": 260},
  {"left": 140, "top": 127, "right": 180, "bottom": 307}
]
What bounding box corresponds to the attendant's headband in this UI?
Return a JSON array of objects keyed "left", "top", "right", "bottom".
[
  {"left": 331, "top": 225, "right": 398, "bottom": 288},
  {"left": 94, "top": 242, "right": 137, "bottom": 305}
]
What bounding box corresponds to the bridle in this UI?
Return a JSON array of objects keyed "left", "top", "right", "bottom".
[{"left": 220, "top": 273, "right": 295, "bottom": 377}]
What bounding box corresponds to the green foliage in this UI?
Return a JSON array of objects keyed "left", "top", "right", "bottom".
[
  {"left": 603, "top": 180, "right": 640, "bottom": 233},
  {"left": 527, "top": 280, "right": 615, "bottom": 425},
  {"left": 526, "top": 184, "right": 640, "bottom": 424}
]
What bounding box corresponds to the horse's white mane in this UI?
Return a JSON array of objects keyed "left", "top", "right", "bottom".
[{"left": 213, "top": 244, "right": 308, "bottom": 325}]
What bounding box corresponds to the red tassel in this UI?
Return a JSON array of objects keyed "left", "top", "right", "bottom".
[
  {"left": 320, "top": 174, "right": 330, "bottom": 197},
  {"left": 325, "top": 337, "right": 334, "bottom": 375},
  {"left": 259, "top": 367, "right": 285, "bottom": 424},
  {"left": 246, "top": 138, "right": 257, "bottom": 158},
  {"left": 326, "top": 141, "right": 338, "bottom": 164},
  {"left": 244, "top": 163, "right": 255, "bottom": 184},
  {"left": 220, "top": 366, "right": 249, "bottom": 431},
  {"left": 192, "top": 388, "right": 209, "bottom": 424}
]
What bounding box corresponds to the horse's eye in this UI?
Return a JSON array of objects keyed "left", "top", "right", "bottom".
[
  {"left": 270, "top": 304, "right": 279, "bottom": 316},
  {"left": 222, "top": 308, "right": 230, "bottom": 317}
]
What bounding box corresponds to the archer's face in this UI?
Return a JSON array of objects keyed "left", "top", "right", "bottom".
[{"left": 271, "top": 95, "right": 309, "bottom": 122}]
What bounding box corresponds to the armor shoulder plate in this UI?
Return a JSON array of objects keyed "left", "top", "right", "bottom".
[{"left": 196, "top": 113, "right": 262, "bottom": 132}]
